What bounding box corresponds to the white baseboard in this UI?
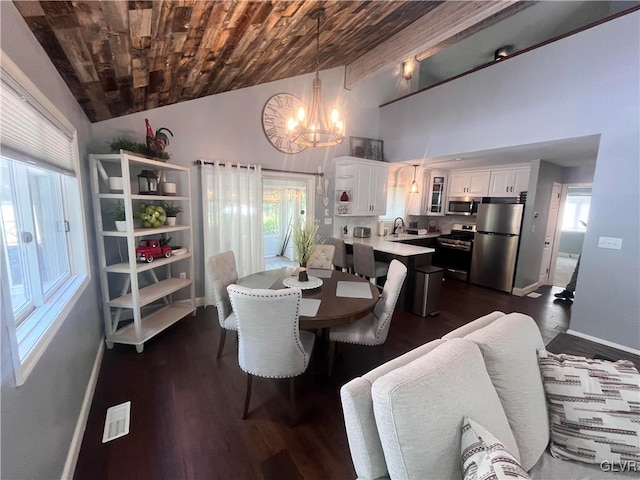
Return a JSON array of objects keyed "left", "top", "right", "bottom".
[
  {"left": 512, "top": 282, "right": 540, "bottom": 297},
  {"left": 195, "top": 297, "right": 206, "bottom": 307},
  {"left": 557, "top": 252, "right": 579, "bottom": 258},
  {"left": 566, "top": 329, "right": 640, "bottom": 356},
  {"left": 61, "top": 340, "right": 104, "bottom": 480}
]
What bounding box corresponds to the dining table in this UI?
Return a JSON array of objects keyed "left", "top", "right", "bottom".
[{"left": 236, "top": 267, "right": 380, "bottom": 329}]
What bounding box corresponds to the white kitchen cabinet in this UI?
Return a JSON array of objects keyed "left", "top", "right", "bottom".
[
  {"left": 89, "top": 151, "right": 195, "bottom": 353},
  {"left": 335, "top": 157, "right": 389, "bottom": 216},
  {"left": 488, "top": 168, "right": 530, "bottom": 197},
  {"left": 448, "top": 171, "right": 490, "bottom": 197}
]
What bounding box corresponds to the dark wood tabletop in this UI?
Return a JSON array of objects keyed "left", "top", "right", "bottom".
[{"left": 237, "top": 268, "right": 380, "bottom": 329}]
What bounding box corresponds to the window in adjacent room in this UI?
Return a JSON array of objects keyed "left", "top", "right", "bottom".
[{"left": 0, "top": 56, "right": 90, "bottom": 385}]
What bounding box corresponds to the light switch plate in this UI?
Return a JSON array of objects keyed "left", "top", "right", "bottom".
[
  {"left": 324, "top": 218, "right": 332, "bottom": 225},
  {"left": 598, "top": 236, "right": 622, "bottom": 250}
]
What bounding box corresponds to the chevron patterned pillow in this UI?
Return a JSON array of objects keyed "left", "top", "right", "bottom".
[
  {"left": 537, "top": 350, "right": 640, "bottom": 465},
  {"left": 461, "top": 417, "right": 531, "bottom": 480}
]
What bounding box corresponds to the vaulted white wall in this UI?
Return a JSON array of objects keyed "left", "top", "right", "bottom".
[
  {"left": 91, "top": 64, "right": 408, "bottom": 297},
  {"left": 379, "top": 12, "right": 640, "bottom": 349}
]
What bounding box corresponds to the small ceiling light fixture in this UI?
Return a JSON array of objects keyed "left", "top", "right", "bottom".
[
  {"left": 494, "top": 45, "right": 513, "bottom": 62},
  {"left": 402, "top": 60, "right": 414, "bottom": 80},
  {"left": 409, "top": 165, "right": 419, "bottom": 194},
  {"left": 286, "top": 8, "right": 344, "bottom": 147}
]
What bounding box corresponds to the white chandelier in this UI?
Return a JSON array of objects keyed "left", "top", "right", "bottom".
[{"left": 286, "top": 8, "right": 345, "bottom": 147}]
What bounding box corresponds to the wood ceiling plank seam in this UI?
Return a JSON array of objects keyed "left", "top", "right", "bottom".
[
  {"left": 39, "top": 0, "right": 76, "bottom": 17},
  {"left": 109, "top": 35, "right": 133, "bottom": 79},
  {"left": 71, "top": 0, "right": 107, "bottom": 43},
  {"left": 100, "top": 0, "right": 129, "bottom": 34},
  {"left": 204, "top": 2, "right": 265, "bottom": 96},
  {"left": 133, "top": 85, "right": 147, "bottom": 114},
  {"left": 128, "top": 6, "right": 153, "bottom": 38},
  {"left": 53, "top": 27, "right": 100, "bottom": 84},
  {"left": 344, "top": 0, "right": 520, "bottom": 87},
  {"left": 171, "top": 6, "right": 194, "bottom": 34},
  {"left": 183, "top": 25, "right": 220, "bottom": 92},
  {"left": 225, "top": 3, "right": 275, "bottom": 66},
  {"left": 84, "top": 81, "right": 112, "bottom": 122},
  {"left": 12, "top": 1, "right": 45, "bottom": 17}
]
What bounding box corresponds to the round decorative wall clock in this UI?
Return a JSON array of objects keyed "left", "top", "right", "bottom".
[{"left": 261, "top": 93, "right": 307, "bottom": 154}]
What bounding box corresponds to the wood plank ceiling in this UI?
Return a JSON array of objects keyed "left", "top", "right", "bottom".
[{"left": 13, "top": 1, "right": 521, "bottom": 123}]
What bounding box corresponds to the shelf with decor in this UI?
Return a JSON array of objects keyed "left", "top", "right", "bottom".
[{"left": 89, "top": 151, "right": 195, "bottom": 353}]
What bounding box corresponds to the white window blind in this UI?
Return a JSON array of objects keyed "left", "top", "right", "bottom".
[{"left": 1, "top": 74, "right": 76, "bottom": 175}]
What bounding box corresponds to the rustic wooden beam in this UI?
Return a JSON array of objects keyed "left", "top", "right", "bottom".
[{"left": 344, "top": 0, "right": 524, "bottom": 88}]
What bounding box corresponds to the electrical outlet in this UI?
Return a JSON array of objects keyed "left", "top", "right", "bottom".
[
  {"left": 598, "top": 237, "right": 623, "bottom": 250},
  {"left": 179, "top": 272, "right": 186, "bottom": 279}
]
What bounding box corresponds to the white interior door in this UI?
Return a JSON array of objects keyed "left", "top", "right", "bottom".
[{"left": 539, "top": 182, "right": 562, "bottom": 284}]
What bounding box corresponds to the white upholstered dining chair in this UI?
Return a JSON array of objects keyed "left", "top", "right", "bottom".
[
  {"left": 329, "top": 259, "right": 407, "bottom": 353},
  {"left": 227, "top": 285, "right": 316, "bottom": 422},
  {"left": 306, "top": 244, "right": 335, "bottom": 269},
  {"left": 205, "top": 251, "right": 239, "bottom": 359}
]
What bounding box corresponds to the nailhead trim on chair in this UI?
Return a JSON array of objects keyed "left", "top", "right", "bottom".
[{"left": 228, "top": 286, "right": 309, "bottom": 378}]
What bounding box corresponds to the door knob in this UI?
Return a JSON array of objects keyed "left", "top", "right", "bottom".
[{"left": 21, "top": 231, "right": 34, "bottom": 244}]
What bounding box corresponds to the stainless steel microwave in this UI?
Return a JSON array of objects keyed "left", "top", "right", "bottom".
[{"left": 446, "top": 197, "right": 480, "bottom": 216}]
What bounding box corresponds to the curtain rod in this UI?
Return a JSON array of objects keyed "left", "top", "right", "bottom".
[{"left": 195, "top": 160, "right": 324, "bottom": 177}]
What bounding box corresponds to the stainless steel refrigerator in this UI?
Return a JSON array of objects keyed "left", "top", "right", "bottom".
[{"left": 470, "top": 203, "right": 524, "bottom": 292}]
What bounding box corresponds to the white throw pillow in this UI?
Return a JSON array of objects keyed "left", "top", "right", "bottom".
[
  {"left": 537, "top": 350, "right": 640, "bottom": 464},
  {"left": 461, "top": 417, "right": 531, "bottom": 480}
]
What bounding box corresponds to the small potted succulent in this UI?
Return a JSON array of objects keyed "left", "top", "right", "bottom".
[
  {"left": 161, "top": 202, "right": 183, "bottom": 226},
  {"left": 108, "top": 201, "right": 127, "bottom": 231}
]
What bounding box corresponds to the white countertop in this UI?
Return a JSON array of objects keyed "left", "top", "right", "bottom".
[{"left": 341, "top": 234, "right": 436, "bottom": 256}]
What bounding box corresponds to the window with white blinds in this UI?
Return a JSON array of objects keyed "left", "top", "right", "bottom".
[
  {"left": 0, "top": 55, "right": 89, "bottom": 386},
  {"left": 1, "top": 73, "right": 77, "bottom": 176}
]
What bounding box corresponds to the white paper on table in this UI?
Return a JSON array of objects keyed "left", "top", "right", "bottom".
[
  {"left": 299, "top": 298, "right": 321, "bottom": 317},
  {"left": 336, "top": 281, "right": 373, "bottom": 299},
  {"left": 308, "top": 268, "right": 333, "bottom": 278}
]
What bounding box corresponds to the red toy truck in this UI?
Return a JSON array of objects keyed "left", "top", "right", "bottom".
[{"left": 136, "top": 239, "right": 172, "bottom": 263}]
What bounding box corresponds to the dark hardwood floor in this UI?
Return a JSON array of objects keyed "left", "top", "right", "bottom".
[{"left": 75, "top": 279, "right": 576, "bottom": 480}]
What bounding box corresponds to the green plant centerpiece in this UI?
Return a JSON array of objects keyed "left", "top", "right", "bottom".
[{"left": 292, "top": 218, "right": 318, "bottom": 282}]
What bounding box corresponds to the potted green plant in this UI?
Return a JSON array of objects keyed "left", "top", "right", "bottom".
[
  {"left": 292, "top": 218, "right": 318, "bottom": 282},
  {"left": 161, "top": 202, "right": 183, "bottom": 226},
  {"left": 108, "top": 201, "right": 127, "bottom": 231}
]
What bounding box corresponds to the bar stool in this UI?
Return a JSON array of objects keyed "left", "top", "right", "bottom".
[
  {"left": 352, "top": 243, "right": 389, "bottom": 286},
  {"left": 328, "top": 238, "right": 353, "bottom": 273}
]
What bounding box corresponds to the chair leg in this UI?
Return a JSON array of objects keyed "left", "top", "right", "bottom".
[
  {"left": 216, "top": 328, "right": 227, "bottom": 359},
  {"left": 242, "top": 373, "right": 253, "bottom": 419},
  {"left": 328, "top": 340, "right": 336, "bottom": 377},
  {"left": 289, "top": 377, "right": 297, "bottom": 425}
]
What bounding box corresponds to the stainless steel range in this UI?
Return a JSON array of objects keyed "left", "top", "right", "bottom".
[{"left": 433, "top": 223, "right": 476, "bottom": 281}]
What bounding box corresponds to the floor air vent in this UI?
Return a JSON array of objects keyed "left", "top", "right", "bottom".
[{"left": 102, "top": 401, "right": 131, "bottom": 443}]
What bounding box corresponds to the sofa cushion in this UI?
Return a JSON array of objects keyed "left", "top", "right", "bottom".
[
  {"left": 442, "top": 311, "right": 505, "bottom": 340},
  {"left": 371, "top": 338, "right": 518, "bottom": 480},
  {"left": 529, "top": 449, "right": 639, "bottom": 479},
  {"left": 464, "top": 313, "right": 549, "bottom": 470},
  {"left": 461, "top": 417, "right": 531, "bottom": 480},
  {"left": 340, "top": 339, "right": 445, "bottom": 480},
  {"left": 537, "top": 350, "right": 640, "bottom": 465}
]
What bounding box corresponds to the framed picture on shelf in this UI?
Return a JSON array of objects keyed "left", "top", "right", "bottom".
[
  {"left": 349, "top": 136, "right": 384, "bottom": 161},
  {"left": 366, "top": 139, "right": 384, "bottom": 161},
  {"left": 350, "top": 136, "right": 367, "bottom": 158}
]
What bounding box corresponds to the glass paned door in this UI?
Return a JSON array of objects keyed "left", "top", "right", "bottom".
[{"left": 262, "top": 177, "right": 308, "bottom": 261}]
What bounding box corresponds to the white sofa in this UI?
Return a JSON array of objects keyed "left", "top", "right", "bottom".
[{"left": 340, "top": 311, "right": 635, "bottom": 479}]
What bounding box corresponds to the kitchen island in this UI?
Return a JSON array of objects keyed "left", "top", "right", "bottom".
[{"left": 340, "top": 233, "right": 440, "bottom": 312}]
